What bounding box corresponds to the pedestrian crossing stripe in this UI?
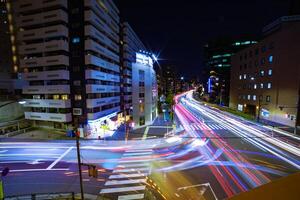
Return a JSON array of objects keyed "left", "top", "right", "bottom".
[{"left": 186, "top": 123, "right": 229, "bottom": 131}]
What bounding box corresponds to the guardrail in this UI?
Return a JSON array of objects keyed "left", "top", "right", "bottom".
[
  {"left": 0, "top": 127, "right": 33, "bottom": 138},
  {"left": 5, "top": 192, "right": 75, "bottom": 200}
]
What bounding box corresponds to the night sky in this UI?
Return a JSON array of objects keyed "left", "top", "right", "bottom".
[{"left": 116, "top": 0, "right": 290, "bottom": 79}]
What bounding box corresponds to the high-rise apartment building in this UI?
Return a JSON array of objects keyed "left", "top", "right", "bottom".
[
  {"left": 11, "top": 0, "right": 121, "bottom": 136},
  {"left": 120, "top": 22, "right": 147, "bottom": 120},
  {"left": 230, "top": 16, "right": 300, "bottom": 129}
]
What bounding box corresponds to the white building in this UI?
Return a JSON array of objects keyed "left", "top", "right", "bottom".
[{"left": 132, "top": 53, "right": 157, "bottom": 127}]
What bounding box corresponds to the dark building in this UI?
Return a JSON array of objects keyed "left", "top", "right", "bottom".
[
  {"left": 161, "top": 65, "right": 178, "bottom": 96},
  {"left": 203, "top": 37, "right": 257, "bottom": 105}
]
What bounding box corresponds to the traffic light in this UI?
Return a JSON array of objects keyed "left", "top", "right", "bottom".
[{"left": 88, "top": 165, "right": 98, "bottom": 178}]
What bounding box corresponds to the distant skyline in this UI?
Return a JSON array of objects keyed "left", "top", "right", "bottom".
[{"left": 116, "top": 0, "right": 290, "bottom": 79}]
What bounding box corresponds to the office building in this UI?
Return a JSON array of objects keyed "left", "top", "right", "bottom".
[
  {"left": 12, "top": 0, "right": 121, "bottom": 136},
  {"left": 120, "top": 22, "right": 147, "bottom": 120},
  {"left": 132, "top": 53, "right": 157, "bottom": 127},
  {"left": 230, "top": 15, "right": 300, "bottom": 128},
  {"left": 204, "top": 37, "right": 257, "bottom": 105}
]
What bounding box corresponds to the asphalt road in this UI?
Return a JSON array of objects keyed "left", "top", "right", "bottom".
[
  {"left": 154, "top": 91, "right": 300, "bottom": 200},
  {"left": 1, "top": 91, "right": 299, "bottom": 200}
]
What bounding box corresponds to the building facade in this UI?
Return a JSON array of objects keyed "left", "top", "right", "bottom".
[
  {"left": 120, "top": 22, "right": 147, "bottom": 120},
  {"left": 11, "top": 0, "right": 121, "bottom": 136},
  {"left": 0, "top": 0, "right": 23, "bottom": 97},
  {"left": 132, "top": 53, "right": 157, "bottom": 127},
  {"left": 230, "top": 16, "right": 300, "bottom": 128}
]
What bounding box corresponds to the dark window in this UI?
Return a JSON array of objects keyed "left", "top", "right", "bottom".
[
  {"left": 255, "top": 48, "right": 259, "bottom": 55},
  {"left": 269, "top": 42, "right": 274, "bottom": 49},
  {"left": 266, "top": 95, "right": 271, "bottom": 102},
  {"left": 139, "top": 116, "right": 145, "bottom": 126},
  {"left": 261, "top": 45, "right": 266, "bottom": 53},
  {"left": 249, "top": 51, "right": 253, "bottom": 57}
]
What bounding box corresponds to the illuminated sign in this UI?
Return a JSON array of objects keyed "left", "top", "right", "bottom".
[
  {"left": 261, "top": 108, "right": 270, "bottom": 118},
  {"left": 136, "top": 53, "right": 153, "bottom": 67}
]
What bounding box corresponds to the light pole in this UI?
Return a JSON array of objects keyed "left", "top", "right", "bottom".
[{"left": 75, "top": 132, "right": 84, "bottom": 200}]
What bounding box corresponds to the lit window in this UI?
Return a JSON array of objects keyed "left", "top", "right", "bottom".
[
  {"left": 260, "top": 83, "right": 264, "bottom": 89},
  {"left": 239, "top": 75, "right": 242, "bottom": 80},
  {"left": 247, "top": 95, "right": 251, "bottom": 100},
  {"left": 266, "top": 95, "right": 271, "bottom": 102},
  {"left": 61, "top": 95, "right": 68, "bottom": 100},
  {"left": 253, "top": 95, "right": 257, "bottom": 101},
  {"left": 75, "top": 94, "right": 82, "bottom": 100},
  {"left": 260, "top": 70, "right": 265, "bottom": 76},
  {"left": 254, "top": 84, "right": 257, "bottom": 89},
  {"left": 268, "top": 55, "right": 273, "bottom": 63},
  {"left": 268, "top": 69, "right": 272, "bottom": 76},
  {"left": 267, "top": 83, "right": 272, "bottom": 89},
  {"left": 53, "top": 95, "right": 60, "bottom": 100},
  {"left": 243, "top": 74, "right": 247, "bottom": 79},
  {"left": 251, "top": 77, "right": 255, "bottom": 80},
  {"left": 72, "top": 37, "right": 80, "bottom": 43}
]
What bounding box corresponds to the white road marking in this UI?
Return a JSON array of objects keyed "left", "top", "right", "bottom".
[
  {"left": 100, "top": 186, "right": 146, "bottom": 194},
  {"left": 46, "top": 147, "right": 73, "bottom": 170},
  {"left": 105, "top": 179, "right": 146, "bottom": 186},
  {"left": 118, "top": 194, "right": 145, "bottom": 200},
  {"left": 123, "top": 152, "right": 152, "bottom": 156},
  {"left": 118, "top": 159, "right": 152, "bottom": 163},
  {"left": 113, "top": 167, "right": 150, "bottom": 173},
  {"left": 0, "top": 168, "right": 69, "bottom": 173},
  {"left": 0, "top": 154, "right": 60, "bottom": 156},
  {"left": 117, "top": 163, "right": 150, "bottom": 168},
  {"left": 109, "top": 173, "right": 148, "bottom": 179}
]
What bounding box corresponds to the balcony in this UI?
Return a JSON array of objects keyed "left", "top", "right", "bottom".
[
  {"left": 25, "top": 112, "right": 72, "bottom": 122},
  {"left": 22, "top": 70, "right": 69, "bottom": 81},
  {"left": 85, "top": 25, "right": 119, "bottom": 52},
  {"left": 84, "top": 10, "right": 119, "bottom": 42},
  {"left": 85, "top": 70, "right": 119, "bottom": 82},
  {"left": 123, "top": 87, "right": 132, "bottom": 93},
  {"left": 14, "top": 0, "right": 67, "bottom": 13},
  {"left": 23, "top": 99, "right": 71, "bottom": 108},
  {"left": 87, "top": 106, "right": 120, "bottom": 120},
  {"left": 18, "top": 25, "right": 68, "bottom": 41},
  {"left": 17, "top": 9, "right": 68, "bottom": 28},
  {"left": 123, "top": 69, "right": 132, "bottom": 76},
  {"left": 86, "top": 96, "right": 120, "bottom": 108},
  {"left": 85, "top": 39, "right": 119, "bottom": 62},
  {"left": 84, "top": 0, "right": 119, "bottom": 32},
  {"left": 23, "top": 85, "right": 70, "bottom": 94},
  {"left": 86, "top": 84, "right": 120, "bottom": 93},
  {"left": 20, "top": 55, "right": 69, "bottom": 68},
  {"left": 124, "top": 95, "right": 132, "bottom": 101},
  {"left": 123, "top": 78, "right": 132, "bottom": 84},
  {"left": 85, "top": 55, "right": 119, "bottom": 72},
  {"left": 19, "top": 40, "right": 69, "bottom": 55}
]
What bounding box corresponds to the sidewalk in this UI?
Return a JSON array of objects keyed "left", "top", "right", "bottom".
[
  {"left": 129, "top": 114, "right": 174, "bottom": 140},
  {"left": 11, "top": 128, "right": 71, "bottom": 140}
]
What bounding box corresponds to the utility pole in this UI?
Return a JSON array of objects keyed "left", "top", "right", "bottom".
[
  {"left": 294, "top": 84, "right": 300, "bottom": 135},
  {"left": 257, "top": 97, "right": 262, "bottom": 122},
  {"left": 76, "top": 133, "right": 84, "bottom": 200}
]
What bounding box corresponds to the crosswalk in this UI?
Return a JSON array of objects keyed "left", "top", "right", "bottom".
[
  {"left": 180, "top": 123, "right": 229, "bottom": 131},
  {"left": 99, "top": 148, "right": 153, "bottom": 199}
]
